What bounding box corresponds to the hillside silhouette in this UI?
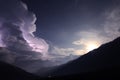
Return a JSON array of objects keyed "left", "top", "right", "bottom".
[{"left": 46, "top": 37, "right": 120, "bottom": 79}]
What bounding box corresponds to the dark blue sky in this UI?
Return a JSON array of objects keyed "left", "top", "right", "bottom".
[{"left": 21, "top": 0, "right": 120, "bottom": 48}]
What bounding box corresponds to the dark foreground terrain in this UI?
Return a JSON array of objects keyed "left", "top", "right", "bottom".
[
  {"left": 41, "top": 67, "right": 120, "bottom": 80},
  {"left": 0, "top": 61, "right": 119, "bottom": 80},
  {"left": 0, "top": 61, "right": 39, "bottom": 80}
]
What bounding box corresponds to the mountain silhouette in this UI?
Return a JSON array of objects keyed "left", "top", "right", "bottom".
[
  {"left": 0, "top": 61, "right": 38, "bottom": 80},
  {"left": 47, "top": 37, "right": 120, "bottom": 79}
]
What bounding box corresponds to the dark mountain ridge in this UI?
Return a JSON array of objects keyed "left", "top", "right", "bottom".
[
  {"left": 47, "top": 37, "right": 120, "bottom": 77},
  {"left": 0, "top": 61, "right": 38, "bottom": 80}
]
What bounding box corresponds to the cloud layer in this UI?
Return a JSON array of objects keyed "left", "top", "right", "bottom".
[
  {"left": 52, "top": 7, "right": 120, "bottom": 57},
  {"left": 0, "top": 0, "right": 50, "bottom": 73},
  {"left": 0, "top": 0, "right": 49, "bottom": 55}
]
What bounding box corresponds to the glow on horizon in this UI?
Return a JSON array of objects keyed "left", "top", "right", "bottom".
[{"left": 86, "top": 41, "right": 100, "bottom": 52}]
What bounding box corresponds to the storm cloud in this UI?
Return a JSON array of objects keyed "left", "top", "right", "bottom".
[
  {"left": 0, "top": 0, "right": 49, "bottom": 54},
  {"left": 0, "top": 0, "right": 50, "bottom": 73}
]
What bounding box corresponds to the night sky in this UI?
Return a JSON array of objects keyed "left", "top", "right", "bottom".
[
  {"left": 21, "top": 0, "right": 120, "bottom": 54},
  {"left": 22, "top": 0, "right": 115, "bottom": 46}
]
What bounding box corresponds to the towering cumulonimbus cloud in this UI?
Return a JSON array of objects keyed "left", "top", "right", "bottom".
[
  {"left": 0, "top": 0, "right": 49, "bottom": 57},
  {"left": 0, "top": 0, "right": 50, "bottom": 72}
]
